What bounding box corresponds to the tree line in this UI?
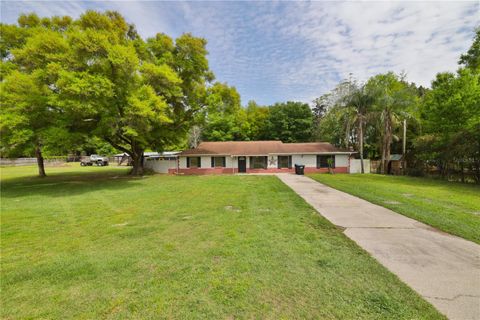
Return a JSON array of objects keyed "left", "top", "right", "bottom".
[
  {"left": 312, "top": 28, "right": 479, "bottom": 182},
  {"left": 192, "top": 28, "right": 479, "bottom": 183},
  {"left": 1, "top": 11, "right": 478, "bottom": 182}
]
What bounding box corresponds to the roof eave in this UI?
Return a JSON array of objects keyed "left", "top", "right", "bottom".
[{"left": 179, "top": 151, "right": 356, "bottom": 156}]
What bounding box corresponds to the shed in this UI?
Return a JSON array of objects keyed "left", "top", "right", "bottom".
[{"left": 388, "top": 154, "right": 405, "bottom": 175}]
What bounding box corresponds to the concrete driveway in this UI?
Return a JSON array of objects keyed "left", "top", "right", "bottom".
[{"left": 277, "top": 174, "right": 480, "bottom": 320}]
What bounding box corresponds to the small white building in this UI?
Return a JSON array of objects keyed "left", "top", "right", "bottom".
[{"left": 143, "top": 152, "right": 180, "bottom": 173}]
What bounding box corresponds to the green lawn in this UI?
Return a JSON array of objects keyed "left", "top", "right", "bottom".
[
  {"left": 1, "top": 166, "right": 443, "bottom": 319},
  {"left": 309, "top": 174, "right": 480, "bottom": 244}
]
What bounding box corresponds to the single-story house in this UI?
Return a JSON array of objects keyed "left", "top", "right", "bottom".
[{"left": 169, "top": 141, "right": 355, "bottom": 175}]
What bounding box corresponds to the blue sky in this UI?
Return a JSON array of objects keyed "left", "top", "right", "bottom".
[{"left": 1, "top": 1, "right": 478, "bottom": 105}]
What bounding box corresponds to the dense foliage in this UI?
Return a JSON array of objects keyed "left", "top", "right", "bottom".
[
  {"left": 190, "top": 91, "right": 315, "bottom": 144},
  {"left": 416, "top": 68, "right": 479, "bottom": 182},
  {"left": 312, "top": 30, "right": 479, "bottom": 182},
  {"left": 1, "top": 11, "right": 478, "bottom": 181},
  {"left": 1, "top": 11, "right": 213, "bottom": 175}
]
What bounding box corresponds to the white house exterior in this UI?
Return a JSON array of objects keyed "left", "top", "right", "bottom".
[
  {"left": 143, "top": 152, "right": 180, "bottom": 173},
  {"left": 169, "top": 141, "right": 354, "bottom": 175}
]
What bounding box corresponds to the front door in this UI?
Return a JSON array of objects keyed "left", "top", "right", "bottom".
[{"left": 238, "top": 157, "right": 246, "bottom": 173}]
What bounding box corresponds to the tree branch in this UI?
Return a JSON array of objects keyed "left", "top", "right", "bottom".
[
  {"left": 117, "top": 133, "right": 132, "bottom": 146},
  {"left": 104, "top": 137, "right": 131, "bottom": 155}
]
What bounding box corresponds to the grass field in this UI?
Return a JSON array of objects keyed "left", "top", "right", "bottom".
[
  {"left": 1, "top": 165, "right": 443, "bottom": 319},
  {"left": 309, "top": 174, "right": 480, "bottom": 244}
]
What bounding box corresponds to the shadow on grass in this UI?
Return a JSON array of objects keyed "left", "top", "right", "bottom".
[{"left": 0, "top": 168, "right": 144, "bottom": 199}]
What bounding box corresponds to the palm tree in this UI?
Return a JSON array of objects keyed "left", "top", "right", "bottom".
[
  {"left": 340, "top": 105, "right": 356, "bottom": 150},
  {"left": 345, "top": 84, "right": 375, "bottom": 173},
  {"left": 367, "top": 73, "right": 417, "bottom": 174}
]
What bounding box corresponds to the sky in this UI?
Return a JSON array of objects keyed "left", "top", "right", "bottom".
[{"left": 1, "top": 1, "right": 479, "bottom": 105}]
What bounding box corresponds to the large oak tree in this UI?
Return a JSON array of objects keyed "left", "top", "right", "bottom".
[
  {"left": 2, "top": 11, "right": 213, "bottom": 176},
  {"left": 54, "top": 11, "right": 213, "bottom": 175}
]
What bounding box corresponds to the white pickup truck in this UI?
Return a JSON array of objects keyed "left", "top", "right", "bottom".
[{"left": 80, "top": 154, "right": 109, "bottom": 166}]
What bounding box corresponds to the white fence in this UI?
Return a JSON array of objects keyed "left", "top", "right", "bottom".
[
  {"left": 0, "top": 158, "right": 66, "bottom": 166},
  {"left": 349, "top": 159, "right": 371, "bottom": 173}
]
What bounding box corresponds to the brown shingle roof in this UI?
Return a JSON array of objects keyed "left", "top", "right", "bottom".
[
  {"left": 180, "top": 141, "right": 352, "bottom": 156},
  {"left": 280, "top": 142, "right": 342, "bottom": 153}
]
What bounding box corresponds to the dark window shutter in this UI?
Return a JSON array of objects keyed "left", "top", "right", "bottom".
[
  {"left": 316, "top": 155, "right": 320, "bottom": 169},
  {"left": 264, "top": 156, "right": 268, "bottom": 169},
  {"left": 211, "top": 157, "right": 214, "bottom": 168},
  {"left": 289, "top": 156, "right": 292, "bottom": 169},
  {"left": 331, "top": 155, "right": 335, "bottom": 168},
  {"left": 277, "top": 156, "right": 280, "bottom": 169},
  {"left": 187, "top": 157, "right": 190, "bottom": 168},
  {"left": 223, "top": 157, "right": 226, "bottom": 167},
  {"left": 198, "top": 157, "right": 201, "bottom": 168}
]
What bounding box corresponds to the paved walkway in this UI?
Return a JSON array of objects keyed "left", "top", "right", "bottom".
[{"left": 277, "top": 174, "right": 480, "bottom": 320}]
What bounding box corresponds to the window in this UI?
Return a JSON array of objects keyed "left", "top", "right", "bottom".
[
  {"left": 317, "top": 155, "right": 335, "bottom": 168},
  {"left": 278, "top": 156, "right": 292, "bottom": 169},
  {"left": 187, "top": 157, "right": 201, "bottom": 168},
  {"left": 211, "top": 156, "right": 226, "bottom": 167},
  {"left": 250, "top": 156, "right": 267, "bottom": 169}
]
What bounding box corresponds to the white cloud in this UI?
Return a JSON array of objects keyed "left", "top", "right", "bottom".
[
  {"left": 1, "top": 1, "right": 478, "bottom": 104},
  {"left": 273, "top": 1, "right": 479, "bottom": 100}
]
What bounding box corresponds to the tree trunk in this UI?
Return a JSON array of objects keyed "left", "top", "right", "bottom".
[
  {"left": 129, "top": 148, "right": 145, "bottom": 175},
  {"left": 103, "top": 137, "right": 145, "bottom": 175},
  {"left": 380, "top": 115, "right": 387, "bottom": 174},
  {"left": 345, "top": 120, "right": 350, "bottom": 149},
  {"left": 380, "top": 147, "right": 386, "bottom": 174},
  {"left": 358, "top": 116, "right": 364, "bottom": 174},
  {"left": 385, "top": 119, "right": 392, "bottom": 174},
  {"left": 380, "top": 111, "right": 392, "bottom": 174},
  {"left": 35, "top": 144, "right": 46, "bottom": 177}
]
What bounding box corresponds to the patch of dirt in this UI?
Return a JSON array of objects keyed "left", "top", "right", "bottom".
[
  {"left": 224, "top": 205, "right": 242, "bottom": 212},
  {"left": 112, "top": 222, "right": 128, "bottom": 227},
  {"left": 402, "top": 193, "right": 414, "bottom": 198},
  {"left": 45, "top": 163, "right": 70, "bottom": 167},
  {"left": 384, "top": 200, "right": 401, "bottom": 205},
  {"left": 471, "top": 211, "right": 480, "bottom": 216}
]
